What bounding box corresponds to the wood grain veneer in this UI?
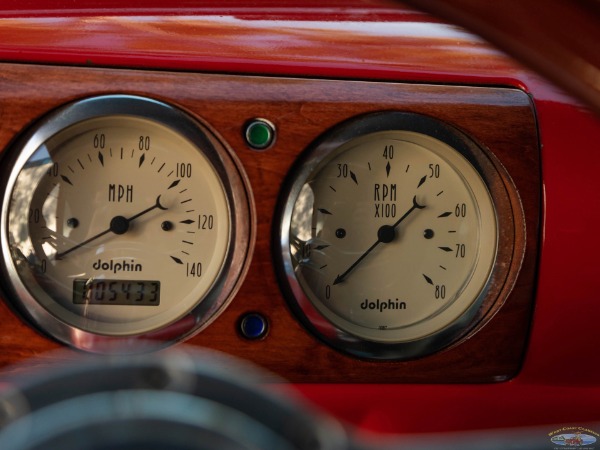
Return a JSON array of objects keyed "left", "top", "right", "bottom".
[{"left": 0, "top": 63, "right": 539, "bottom": 382}]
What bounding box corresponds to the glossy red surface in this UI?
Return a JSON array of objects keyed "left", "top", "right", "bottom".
[{"left": 0, "top": 0, "right": 599, "bottom": 436}]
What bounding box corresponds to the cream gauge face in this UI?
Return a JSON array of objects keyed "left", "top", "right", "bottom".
[
  {"left": 278, "top": 113, "right": 501, "bottom": 360},
  {"left": 0, "top": 96, "right": 251, "bottom": 349}
]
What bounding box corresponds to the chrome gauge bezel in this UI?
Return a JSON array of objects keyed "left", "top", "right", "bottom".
[
  {"left": 0, "top": 95, "right": 253, "bottom": 353},
  {"left": 275, "top": 111, "right": 522, "bottom": 360}
]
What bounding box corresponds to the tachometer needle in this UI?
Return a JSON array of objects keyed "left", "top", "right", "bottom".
[
  {"left": 55, "top": 195, "right": 167, "bottom": 260},
  {"left": 333, "top": 195, "right": 425, "bottom": 285}
]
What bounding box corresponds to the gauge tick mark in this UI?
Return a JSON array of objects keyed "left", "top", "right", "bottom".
[{"left": 61, "top": 175, "right": 74, "bottom": 186}]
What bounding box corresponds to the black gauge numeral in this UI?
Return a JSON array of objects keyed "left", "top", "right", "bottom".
[
  {"left": 139, "top": 135, "right": 150, "bottom": 151},
  {"left": 428, "top": 163, "right": 440, "bottom": 178},
  {"left": 186, "top": 262, "right": 202, "bottom": 278},
  {"left": 435, "top": 284, "right": 446, "bottom": 299},
  {"left": 455, "top": 203, "right": 467, "bottom": 217},
  {"left": 198, "top": 214, "right": 214, "bottom": 230},
  {"left": 93, "top": 133, "right": 105, "bottom": 149},
  {"left": 176, "top": 163, "right": 192, "bottom": 178},
  {"left": 28, "top": 208, "right": 40, "bottom": 223},
  {"left": 382, "top": 145, "right": 394, "bottom": 159}
]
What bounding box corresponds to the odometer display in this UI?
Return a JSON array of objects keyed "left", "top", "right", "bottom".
[{"left": 73, "top": 279, "right": 160, "bottom": 306}]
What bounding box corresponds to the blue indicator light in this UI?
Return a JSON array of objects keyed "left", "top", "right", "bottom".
[{"left": 240, "top": 313, "right": 268, "bottom": 340}]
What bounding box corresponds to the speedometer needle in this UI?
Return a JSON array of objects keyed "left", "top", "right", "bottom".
[
  {"left": 333, "top": 195, "right": 425, "bottom": 285},
  {"left": 55, "top": 195, "right": 167, "bottom": 260}
]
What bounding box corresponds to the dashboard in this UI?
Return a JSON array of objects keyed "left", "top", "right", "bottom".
[{"left": 0, "top": 0, "right": 599, "bottom": 445}]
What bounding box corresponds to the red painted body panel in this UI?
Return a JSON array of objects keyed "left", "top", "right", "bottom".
[{"left": 1, "top": 0, "right": 599, "bottom": 435}]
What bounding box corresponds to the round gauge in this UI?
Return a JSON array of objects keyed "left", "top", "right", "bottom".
[
  {"left": 0, "top": 95, "right": 252, "bottom": 351},
  {"left": 277, "top": 112, "right": 519, "bottom": 360}
]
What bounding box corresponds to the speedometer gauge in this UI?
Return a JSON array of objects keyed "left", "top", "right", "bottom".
[
  {"left": 0, "top": 95, "right": 252, "bottom": 351},
  {"left": 277, "top": 112, "right": 520, "bottom": 360}
]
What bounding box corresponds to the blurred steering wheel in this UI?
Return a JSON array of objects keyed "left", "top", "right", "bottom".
[{"left": 403, "top": 0, "right": 600, "bottom": 115}]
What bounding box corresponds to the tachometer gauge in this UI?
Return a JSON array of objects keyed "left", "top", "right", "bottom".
[
  {"left": 276, "top": 112, "right": 520, "bottom": 360},
  {"left": 0, "top": 95, "right": 252, "bottom": 351}
]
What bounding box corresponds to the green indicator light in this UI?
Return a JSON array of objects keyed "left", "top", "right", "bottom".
[{"left": 245, "top": 119, "right": 275, "bottom": 150}]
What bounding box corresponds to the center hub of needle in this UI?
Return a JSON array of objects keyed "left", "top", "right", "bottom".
[
  {"left": 377, "top": 225, "right": 396, "bottom": 244},
  {"left": 110, "top": 216, "right": 129, "bottom": 235}
]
